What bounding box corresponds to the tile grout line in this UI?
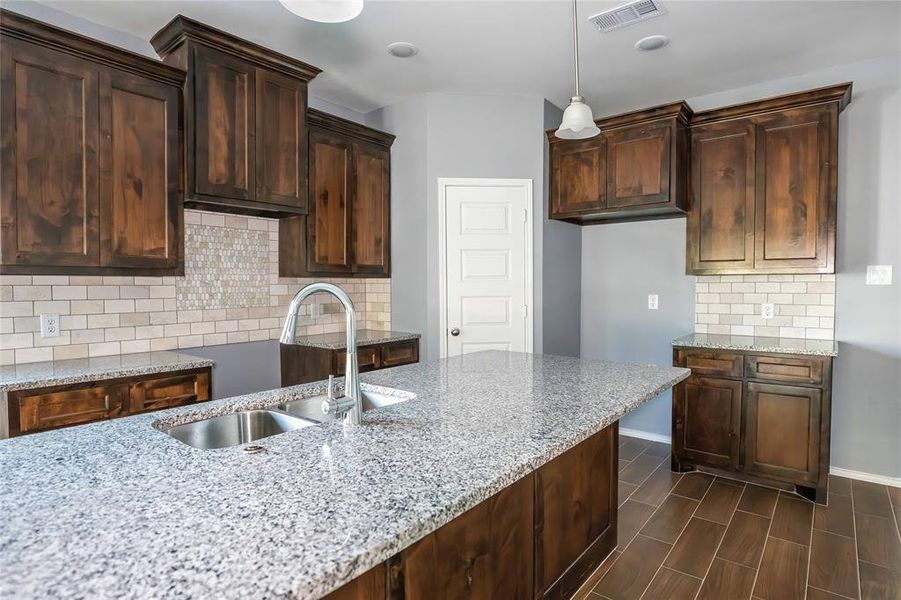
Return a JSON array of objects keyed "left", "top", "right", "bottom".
[
  {"left": 850, "top": 484, "right": 862, "bottom": 600},
  {"left": 692, "top": 481, "right": 754, "bottom": 599},
  {"left": 807, "top": 583, "right": 858, "bottom": 600},
  {"left": 636, "top": 475, "right": 727, "bottom": 600},
  {"left": 803, "top": 492, "right": 814, "bottom": 600},
  {"left": 744, "top": 485, "right": 778, "bottom": 600}
]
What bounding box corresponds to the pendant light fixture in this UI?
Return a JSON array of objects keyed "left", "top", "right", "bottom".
[
  {"left": 277, "top": 0, "right": 363, "bottom": 23},
  {"left": 556, "top": 0, "right": 600, "bottom": 139}
]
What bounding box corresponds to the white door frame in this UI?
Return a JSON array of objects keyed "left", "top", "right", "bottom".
[{"left": 438, "top": 177, "right": 534, "bottom": 358}]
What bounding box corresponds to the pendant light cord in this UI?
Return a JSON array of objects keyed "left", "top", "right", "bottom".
[{"left": 571, "top": 0, "right": 580, "bottom": 98}]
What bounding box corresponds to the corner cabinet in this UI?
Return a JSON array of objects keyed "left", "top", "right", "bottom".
[
  {"left": 548, "top": 102, "right": 691, "bottom": 223},
  {"left": 672, "top": 347, "right": 833, "bottom": 504},
  {"left": 151, "top": 15, "right": 320, "bottom": 217},
  {"left": 0, "top": 10, "right": 185, "bottom": 275},
  {"left": 686, "top": 84, "right": 851, "bottom": 274},
  {"left": 279, "top": 110, "right": 394, "bottom": 278}
]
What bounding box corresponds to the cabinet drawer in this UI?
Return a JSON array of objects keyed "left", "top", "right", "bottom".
[
  {"left": 128, "top": 370, "right": 211, "bottom": 414},
  {"left": 381, "top": 340, "right": 419, "bottom": 368},
  {"left": 16, "top": 384, "right": 124, "bottom": 433},
  {"left": 675, "top": 349, "right": 744, "bottom": 377},
  {"left": 335, "top": 346, "right": 381, "bottom": 373},
  {"left": 746, "top": 355, "right": 825, "bottom": 385}
]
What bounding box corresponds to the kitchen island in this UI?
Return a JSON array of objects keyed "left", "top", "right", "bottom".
[{"left": 0, "top": 351, "right": 688, "bottom": 599}]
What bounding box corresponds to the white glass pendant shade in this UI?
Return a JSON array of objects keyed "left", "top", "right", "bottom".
[
  {"left": 555, "top": 96, "right": 600, "bottom": 139},
  {"left": 278, "top": 0, "right": 363, "bottom": 23}
]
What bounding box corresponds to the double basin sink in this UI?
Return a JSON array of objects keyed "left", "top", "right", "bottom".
[{"left": 164, "top": 386, "right": 411, "bottom": 450}]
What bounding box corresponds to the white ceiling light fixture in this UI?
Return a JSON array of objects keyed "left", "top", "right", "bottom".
[
  {"left": 277, "top": 0, "right": 363, "bottom": 23},
  {"left": 635, "top": 34, "right": 669, "bottom": 51},
  {"left": 387, "top": 41, "right": 418, "bottom": 58},
  {"left": 556, "top": 0, "right": 600, "bottom": 140}
]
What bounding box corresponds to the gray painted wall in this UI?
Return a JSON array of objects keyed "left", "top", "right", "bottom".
[
  {"left": 184, "top": 341, "right": 281, "bottom": 400},
  {"left": 542, "top": 101, "right": 582, "bottom": 357},
  {"left": 581, "top": 53, "right": 901, "bottom": 478},
  {"left": 581, "top": 219, "right": 694, "bottom": 434}
]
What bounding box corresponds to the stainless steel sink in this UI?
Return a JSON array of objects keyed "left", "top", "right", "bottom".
[
  {"left": 278, "top": 386, "right": 413, "bottom": 420},
  {"left": 164, "top": 409, "right": 317, "bottom": 450}
]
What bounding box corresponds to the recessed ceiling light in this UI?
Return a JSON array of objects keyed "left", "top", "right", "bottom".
[
  {"left": 278, "top": 0, "right": 363, "bottom": 23},
  {"left": 634, "top": 34, "right": 669, "bottom": 51},
  {"left": 387, "top": 42, "right": 418, "bottom": 58}
]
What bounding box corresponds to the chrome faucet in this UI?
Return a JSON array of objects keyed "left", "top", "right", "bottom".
[{"left": 279, "top": 282, "right": 362, "bottom": 426}]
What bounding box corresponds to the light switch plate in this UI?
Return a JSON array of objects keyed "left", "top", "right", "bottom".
[
  {"left": 866, "top": 265, "right": 892, "bottom": 285},
  {"left": 761, "top": 303, "right": 775, "bottom": 320},
  {"left": 648, "top": 294, "right": 659, "bottom": 310},
  {"left": 40, "top": 313, "right": 60, "bottom": 338}
]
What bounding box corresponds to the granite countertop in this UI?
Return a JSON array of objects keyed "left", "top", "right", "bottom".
[
  {"left": 0, "top": 350, "right": 688, "bottom": 599},
  {"left": 294, "top": 329, "right": 420, "bottom": 350},
  {"left": 0, "top": 351, "right": 216, "bottom": 393},
  {"left": 673, "top": 333, "right": 839, "bottom": 357}
]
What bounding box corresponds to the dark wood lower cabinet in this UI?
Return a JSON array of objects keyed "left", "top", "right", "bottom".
[
  {"left": 1, "top": 367, "right": 212, "bottom": 438},
  {"left": 672, "top": 347, "right": 833, "bottom": 503},
  {"left": 280, "top": 339, "right": 419, "bottom": 387},
  {"left": 325, "top": 424, "right": 618, "bottom": 600}
]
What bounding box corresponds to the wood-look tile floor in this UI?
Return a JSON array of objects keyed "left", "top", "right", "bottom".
[{"left": 574, "top": 436, "right": 901, "bottom": 600}]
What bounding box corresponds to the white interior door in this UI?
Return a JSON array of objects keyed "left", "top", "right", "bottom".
[{"left": 440, "top": 178, "right": 532, "bottom": 357}]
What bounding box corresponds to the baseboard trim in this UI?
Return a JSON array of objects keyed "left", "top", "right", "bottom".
[
  {"left": 620, "top": 428, "right": 900, "bottom": 488},
  {"left": 829, "top": 466, "right": 901, "bottom": 489},
  {"left": 620, "top": 427, "right": 671, "bottom": 444}
]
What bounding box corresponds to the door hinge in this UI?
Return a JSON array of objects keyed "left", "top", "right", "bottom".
[
  {"left": 522, "top": 209, "right": 528, "bottom": 223},
  {"left": 522, "top": 304, "right": 528, "bottom": 318}
]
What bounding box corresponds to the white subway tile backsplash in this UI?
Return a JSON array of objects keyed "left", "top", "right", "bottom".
[{"left": 695, "top": 274, "right": 834, "bottom": 340}]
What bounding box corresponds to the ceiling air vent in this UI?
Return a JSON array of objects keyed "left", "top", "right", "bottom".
[{"left": 589, "top": 0, "right": 667, "bottom": 33}]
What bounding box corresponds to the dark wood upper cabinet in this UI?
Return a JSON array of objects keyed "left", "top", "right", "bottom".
[
  {"left": 191, "top": 44, "right": 255, "bottom": 202},
  {"left": 548, "top": 102, "right": 690, "bottom": 223},
  {"left": 687, "top": 84, "right": 850, "bottom": 274},
  {"left": 0, "top": 9, "right": 185, "bottom": 275},
  {"left": 550, "top": 136, "right": 606, "bottom": 217},
  {"left": 279, "top": 109, "right": 394, "bottom": 278},
  {"left": 687, "top": 121, "right": 756, "bottom": 273},
  {"left": 100, "top": 70, "right": 181, "bottom": 270},
  {"left": 151, "top": 15, "right": 319, "bottom": 217}
]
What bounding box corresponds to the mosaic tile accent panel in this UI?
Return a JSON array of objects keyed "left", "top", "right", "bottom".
[
  {"left": 177, "top": 223, "right": 269, "bottom": 310},
  {"left": 0, "top": 210, "right": 392, "bottom": 365},
  {"left": 694, "top": 274, "right": 835, "bottom": 339}
]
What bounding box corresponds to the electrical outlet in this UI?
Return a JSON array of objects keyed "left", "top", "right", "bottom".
[
  {"left": 761, "top": 303, "right": 775, "bottom": 320},
  {"left": 40, "top": 313, "right": 60, "bottom": 338},
  {"left": 648, "top": 294, "right": 659, "bottom": 310},
  {"left": 866, "top": 265, "right": 893, "bottom": 285}
]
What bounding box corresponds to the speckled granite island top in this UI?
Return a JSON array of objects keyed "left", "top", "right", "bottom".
[
  {"left": 673, "top": 333, "right": 838, "bottom": 357},
  {"left": 294, "top": 329, "right": 420, "bottom": 350},
  {"left": 0, "top": 351, "right": 215, "bottom": 392},
  {"left": 0, "top": 351, "right": 688, "bottom": 599}
]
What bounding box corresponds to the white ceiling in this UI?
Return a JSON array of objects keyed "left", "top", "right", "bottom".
[{"left": 26, "top": 0, "right": 901, "bottom": 117}]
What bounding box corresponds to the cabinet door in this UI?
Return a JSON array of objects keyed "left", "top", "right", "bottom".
[
  {"left": 0, "top": 39, "right": 100, "bottom": 270},
  {"left": 753, "top": 105, "right": 835, "bottom": 272},
  {"left": 14, "top": 384, "right": 125, "bottom": 435},
  {"left": 99, "top": 70, "right": 181, "bottom": 270},
  {"left": 673, "top": 376, "right": 741, "bottom": 470},
  {"left": 605, "top": 120, "right": 671, "bottom": 208},
  {"left": 744, "top": 382, "right": 821, "bottom": 484},
  {"left": 549, "top": 137, "right": 606, "bottom": 217},
  {"left": 192, "top": 45, "right": 254, "bottom": 201},
  {"left": 687, "top": 121, "right": 756, "bottom": 273},
  {"left": 535, "top": 425, "right": 616, "bottom": 599},
  {"left": 255, "top": 68, "right": 307, "bottom": 209},
  {"left": 351, "top": 142, "right": 390, "bottom": 275},
  {"left": 395, "top": 473, "right": 534, "bottom": 599},
  {"left": 128, "top": 370, "right": 210, "bottom": 414},
  {"left": 322, "top": 564, "right": 386, "bottom": 600},
  {"left": 307, "top": 129, "right": 352, "bottom": 273},
  {"left": 380, "top": 340, "right": 419, "bottom": 368}
]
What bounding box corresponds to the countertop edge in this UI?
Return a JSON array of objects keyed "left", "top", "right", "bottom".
[{"left": 671, "top": 337, "right": 838, "bottom": 358}]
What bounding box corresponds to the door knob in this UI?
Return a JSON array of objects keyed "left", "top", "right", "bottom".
[{"left": 450, "top": 328, "right": 460, "bottom": 336}]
